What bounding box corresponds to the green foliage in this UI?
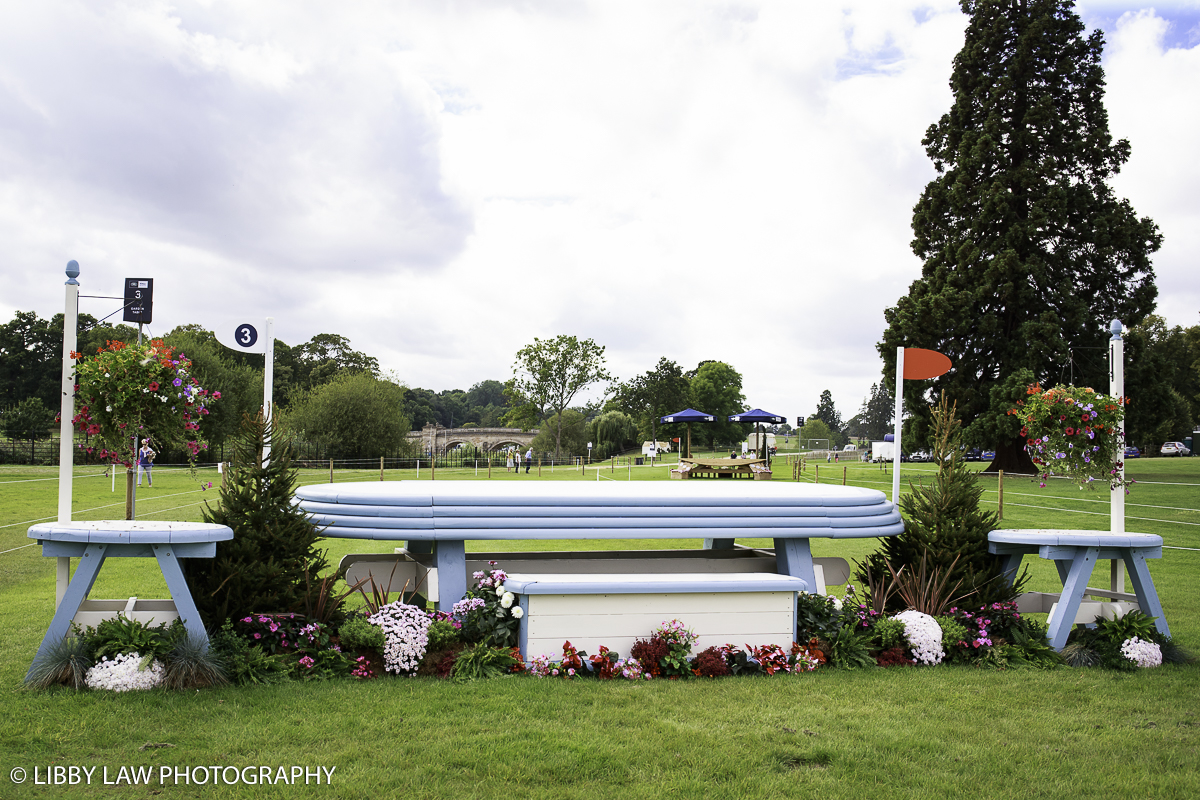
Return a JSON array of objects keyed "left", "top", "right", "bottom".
[
  {"left": 426, "top": 619, "right": 461, "bottom": 652},
  {"left": 797, "top": 418, "right": 836, "bottom": 451},
  {"left": 590, "top": 410, "right": 639, "bottom": 458},
  {"left": 874, "top": 618, "right": 907, "bottom": 651},
  {"left": 2, "top": 396, "right": 54, "bottom": 440},
  {"left": 82, "top": 615, "right": 183, "bottom": 662},
  {"left": 827, "top": 626, "right": 876, "bottom": 670},
  {"left": 879, "top": 0, "right": 1160, "bottom": 470},
  {"left": 338, "top": 615, "right": 386, "bottom": 651},
  {"left": 934, "top": 615, "right": 972, "bottom": 665},
  {"left": 857, "top": 394, "right": 1015, "bottom": 611},
  {"left": 284, "top": 371, "right": 412, "bottom": 459},
  {"left": 688, "top": 361, "right": 748, "bottom": 447},
  {"left": 612, "top": 357, "right": 690, "bottom": 447},
  {"left": 450, "top": 644, "right": 518, "bottom": 681},
  {"left": 24, "top": 636, "right": 94, "bottom": 690},
  {"left": 795, "top": 592, "right": 842, "bottom": 643},
  {"left": 207, "top": 620, "right": 292, "bottom": 686},
  {"left": 186, "top": 413, "right": 330, "bottom": 627},
  {"left": 1093, "top": 609, "right": 1159, "bottom": 643},
  {"left": 506, "top": 335, "right": 612, "bottom": 456},
  {"left": 857, "top": 383, "right": 894, "bottom": 442},
  {"left": 162, "top": 633, "right": 229, "bottom": 690},
  {"left": 812, "top": 390, "right": 844, "bottom": 437},
  {"left": 530, "top": 409, "right": 590, "bottom": 457}
]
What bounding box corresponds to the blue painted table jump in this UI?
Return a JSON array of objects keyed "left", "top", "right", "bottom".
[
  {"left": 295, "top": 480, "right": 903, "bottom": 608},
  {"left": 988, "top": 529, "right": 1169, "bottom": 650},
  {"left": 26, "top": 520, "right": 233, "bottom": 679}
]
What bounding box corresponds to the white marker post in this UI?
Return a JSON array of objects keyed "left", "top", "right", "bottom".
[
  {"left": 1110, "top": 319, "right": 1125, "bottom": 592},
  {"left": 216, "top": 318, "right": 275, "bottom": 465},
  {"left": 55, "top": 261, "right": 81, "bottom": 608},
  {"left": 892, "top": 346, "right": 905, "bottom": 505}
]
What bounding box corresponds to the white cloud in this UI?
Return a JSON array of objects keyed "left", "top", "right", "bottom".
[{"left": 0, "top": 0, "right": 1195, "bottom": 423}]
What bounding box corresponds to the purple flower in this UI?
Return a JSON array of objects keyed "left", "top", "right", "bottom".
[{"left": 173, "top": 378, "right": 183, "bottom": 387}]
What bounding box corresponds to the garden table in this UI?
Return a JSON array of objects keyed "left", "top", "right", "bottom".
[
  {"left": 25, "top": 520, "right": 233, "bottom": 676},
  {"left": 987, "top": 529, "right": 1170, "bottom": 650},
  {"left": 296, "top": 481, "right": 903, "bottom": 608}
]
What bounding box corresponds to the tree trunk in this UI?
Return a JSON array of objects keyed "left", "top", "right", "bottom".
[{"left": 985, "top": 434, "right": 1037, "bottom": 475}]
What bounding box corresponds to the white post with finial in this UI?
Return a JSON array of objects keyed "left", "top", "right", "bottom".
[
  {"left": 892, "top": 346, "right": 905, "bottom": 505},
  {"left": 1110, "top": 319, "right": 1126, "bottom": 593},
  {"left": 56, "top": 260, "right": 80, "bottom": 608}
]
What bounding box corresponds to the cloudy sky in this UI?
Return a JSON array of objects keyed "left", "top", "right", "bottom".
[{"left": 2, "top": 0, "right": 1197, "bottom": 422}]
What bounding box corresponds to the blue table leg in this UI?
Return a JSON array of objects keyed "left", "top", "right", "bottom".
[
  {"left": 997, "top": 552, "right": 1025, "bottom": 587},
  {"left": 774, "top": 538, "right": 815, "bottom": 593},
  {"left": 1047, "top": 546, "right": 1098, "bottom": 650},
  {"left": 155, "top": 545, "right": 209, "bottom": 647},
  {"left": 1123, "top": 548, "right": 1171, "bottom": 638},
  {"left": 435, "top": 539, "right": 466, "bottom": 611},
  {"left": 704, "top": 538, "right": 735, "bottom": 550},
  {"left": 26, "top": 543, "right": 107, "bottom": 681}
]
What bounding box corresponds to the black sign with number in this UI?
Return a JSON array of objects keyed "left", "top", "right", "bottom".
[
  {"left": 123, "top": 278, "right": 154, "bottom": 323},
  {"left": 235, "top": 324, "right": 259, "bottom": 349}
]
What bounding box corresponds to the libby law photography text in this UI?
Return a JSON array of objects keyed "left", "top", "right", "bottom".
[{"left": 11, "top": 764, "right": 336, "bottom": 787}]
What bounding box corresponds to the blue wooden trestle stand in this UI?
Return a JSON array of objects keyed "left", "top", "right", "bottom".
[
  {"left": 26, "top": 520, "right": 233, "bottom": 680},
  {"left": 987, "top": 529, "right": 1169, "bottom": 650}
]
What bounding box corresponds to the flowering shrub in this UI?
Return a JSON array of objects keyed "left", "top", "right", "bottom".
[
  {"left": 746, "top": 643, "right": 790, "bottom": 675},
  {"left": 236, "top": 614, "right": 349, "bottom": 678},
  {"left": 72, "top": 339, "right": 218, "bottom": 469},
  {"left": 1009, "top": 383, "right": 1129, "bottom": 490},
  {"left": 894, "top": 611, "right": 945, "bottom": 665},
  {"left": 85, "top": 652, "right": 164, "bottom": 691},
  {"left": 456, "top": 563, "right": 521, "bottom": 647},
  {"left": 370, "top": 601, "right": 431, "bottom": 675},
  {"left": 1120, "top": 637, "right": 1163, "bottom": 668}
]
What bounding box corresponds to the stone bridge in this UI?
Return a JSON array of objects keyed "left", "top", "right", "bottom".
[{"left": 406, "top": 424, "right": 538, "bottom": 454}]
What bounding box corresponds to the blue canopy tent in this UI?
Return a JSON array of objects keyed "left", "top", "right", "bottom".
[
  {"left": 728, "top": 409, "right": 787, "bottom": 466},
  {"left": 659, "top": 408, "right": 715, "bottom": 460}
]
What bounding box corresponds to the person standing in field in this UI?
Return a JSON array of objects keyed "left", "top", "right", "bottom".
[
  {"left": 137, "top": 438, "right": 157, "bottom": 487},
  {"left": 525, "top": 447, "right": 533, "bottom": 474}
]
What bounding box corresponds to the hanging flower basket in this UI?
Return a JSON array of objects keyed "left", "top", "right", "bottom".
[
  {"left": 71, "top": 339, "right": 219, "bottom": 470},
  {"left": 1009, "top": 383, "right": 1129, "bottom": 491}
]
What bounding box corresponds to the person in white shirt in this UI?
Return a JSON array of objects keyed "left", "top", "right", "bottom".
[{"left": 524, "top": 448, "right": 533, "bottom": 474}]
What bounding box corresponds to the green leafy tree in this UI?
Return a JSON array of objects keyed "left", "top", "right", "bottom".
[
  {"left": 504, "top": 335, "right": 611, "bottom": 457},
  {"left": 855, "top": 394, "right": 1015, "bottom": 611},
  {"left": 590, "top": 410, "right": 639, "bottom": 458},
  {"left": 164, "top": 326, "right": 263, "bottom": 451},
  {"left": 284, "top": 371, "right": 413, "bottom": 459},
  {"left": 530, "top": 409, "right": 590, "bottom": 457},
  {"left": 688, "top": 361, "right": 747, "bottom": 448},
  {"left": 812, "top": 390, "right": 844, "bottom": 436},
  {"left": 186, "top": 414, "right": 329, "bottom": 627},
  {"left": 1124, "top": 316, "right": 1197, "bottom": 450},
  {"left": 858, "top": 383, "right": 894, "bottom": 441},
  {"left": 879, "top": 0, "right": 1160, "bottom": 474},
  {"left": 796, "top": 418, "right": 835, "bottom": 451},
  {"left": 612, "top": 358, "right": 691, "bottom": 450},
  {"left": 2, "top": 396, "right": 54, "bottom": 440}
]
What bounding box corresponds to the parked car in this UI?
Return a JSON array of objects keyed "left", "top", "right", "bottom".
[
  {"left": 1124, "top": 446, "right": 1140, "bottom": 459},
  {"left": 965, "top": 448, "right": 982, "bottom": 462},
  {"left": 1161, "top": 442, "right": 1192, "bottom": 457},
  {"left": 981, "top": 450, "right": 995, "bottom": 461},
  {"left": 910, "top": 450, "right": 932, "bottom": 462}
]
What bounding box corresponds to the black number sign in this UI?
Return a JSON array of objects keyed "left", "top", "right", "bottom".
[
  {"left": 235, "top": 324, "right": 259, "bottom": 349},
  {"left": 123, "top": 278, "right": 154, "bottom": 323}
]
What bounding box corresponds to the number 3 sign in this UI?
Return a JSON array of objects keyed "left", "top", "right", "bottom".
[{"left": 217, "top": 321, "right": 270, "bottom": 354}]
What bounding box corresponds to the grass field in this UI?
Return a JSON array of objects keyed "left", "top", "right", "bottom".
[{"left": 2, "top": 456, "right": 1198, "bottom": 798}]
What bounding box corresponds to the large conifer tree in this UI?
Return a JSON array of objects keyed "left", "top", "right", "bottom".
[{"left": 879, "top": 0, "right": 1160, "bottom": 472}]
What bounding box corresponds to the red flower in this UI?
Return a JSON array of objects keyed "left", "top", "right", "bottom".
[
  {"left": 1065, "top": 427, "right": 1075, "bottom": 435},
  {"left": 148, "top": 381, "right": 159, "bottom": 391}
]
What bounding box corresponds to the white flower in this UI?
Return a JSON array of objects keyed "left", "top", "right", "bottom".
[
  {"left": 1121, "top": 637, "right": 1162, "bottom": 668},
  {"left": 501, "top": 592, "right": 515, "bottom": 609},
  {"left": 85, "top": 652, "right": 164, "bottom": 691},
  {"left": 104, "top": 373, "right": 110, "bottom": 378},
  {"left": 496, "top": 585, "right": 506, "bottom": 598},
  {"left": 368, "top": 601, "right": 431, "bottom": 675},
  {"left": 894, "top": 610, "right": 944, "bottom": 666},
  {"left": 830, "top": 596, "right": 843, "bottom": 611},
  {"left": 106, "top": 405, "right": 112, "bottom": 412},
  {"left": 511, "top": 606, "right": 524, "bottom": 619}
]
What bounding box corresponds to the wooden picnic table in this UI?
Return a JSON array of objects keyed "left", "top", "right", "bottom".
[{"left": 678, "top": 457, "right": 767, "bottom": 479}]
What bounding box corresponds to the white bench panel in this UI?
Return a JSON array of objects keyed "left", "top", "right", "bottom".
[{"left": 525, "top": 591, "right": 793, "bottom": 615}]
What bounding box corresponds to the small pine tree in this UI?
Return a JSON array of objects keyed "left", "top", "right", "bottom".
[
  {"left": 185, "top": 413, "right": 329, "bottom": 628},
  {"left": 856, "top": 394, "right": 1015, "bottom": 611}
]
